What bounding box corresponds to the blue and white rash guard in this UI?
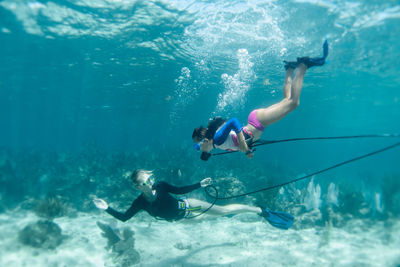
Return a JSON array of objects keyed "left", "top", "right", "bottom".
[{"left": 212, "top": 118, "right": 242, "bottom": 151}]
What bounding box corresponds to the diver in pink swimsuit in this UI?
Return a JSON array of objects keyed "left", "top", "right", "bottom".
[{"left": 192, "top": 40, "right": 329, "bottom": 160}]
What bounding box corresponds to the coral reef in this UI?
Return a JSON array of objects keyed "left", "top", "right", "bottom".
[
  {"left": 97, "top": 221, "right": 140, "bottom": 266},
  {"left": 33, "top": 197, "right": 68, "bottom": 219},
  {"left": 381, "top": 174, "right": 400, "bottom": 216},
  {"left": 210, "top": 176, "right": 251, "bottom": 205},
  {"left": 1, "top": 146, "right": 399, "bottom": 231},
  {"left": 97, "top": 221, "right": 121, "bottom": 248},
  {"left": 18, "top": 220, "right": 64, "bottom": 249}
]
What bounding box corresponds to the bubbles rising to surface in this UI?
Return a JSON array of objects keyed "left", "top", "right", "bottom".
[
  {"left": 217, "top": 49, "right": 255, "bottom": 114},
  {"left": 169, "top": 66, "right": 197, "bottom": 124}
]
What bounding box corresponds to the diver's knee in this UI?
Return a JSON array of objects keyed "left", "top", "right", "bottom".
[
  {"left": 287, "top": 98, "right": 299, "bottom": 110},
  {"left": 285, "top": 98, "right": 300, "bottom": 111}
]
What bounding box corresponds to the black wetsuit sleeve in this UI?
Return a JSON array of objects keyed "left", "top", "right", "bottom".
[
  {"left": 159, "top": 181, "right": 201, "bottom": 194},
  {"left": 105, "top": 196, "right": 143, "bottom": 222}
]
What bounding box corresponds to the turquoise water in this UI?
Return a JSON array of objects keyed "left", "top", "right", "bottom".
[{"left": 1, "top": 0, "right": 400, "bottom": 266}]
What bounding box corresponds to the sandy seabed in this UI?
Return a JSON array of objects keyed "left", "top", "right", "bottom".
[{"left": 0, "top": 209, "right": 399, "bottom": 267}]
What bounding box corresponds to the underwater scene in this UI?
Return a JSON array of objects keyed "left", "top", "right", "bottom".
[{"left": 1, "top": 0, "right": 400, "bottom": 266}]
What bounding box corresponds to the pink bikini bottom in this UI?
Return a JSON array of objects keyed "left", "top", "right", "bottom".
[{"left": 247, "top": 109, "right": 265, "bottom": 131}]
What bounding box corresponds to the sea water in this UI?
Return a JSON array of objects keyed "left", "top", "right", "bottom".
[{"left": 0, "top": 0, "right": 399, "bottom": 266}]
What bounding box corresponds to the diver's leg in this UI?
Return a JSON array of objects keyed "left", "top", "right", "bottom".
[
  {"left": 283, "top": 68, "right": 294, "bottom": 98},
  {"left": 187, "top": 198, "right": 261, "bottom": 216},
  {"left": 208, "top": 203, "right": 262, "bottom": 216},
  {"left": 254, "top": 64, "right": 306, "bottom": 127},
  {"left": 289, "top": 63, "right": 307, "bottom": 103},
  {"left": 248, "top": 40, "right": 328, "bottom": 130}
]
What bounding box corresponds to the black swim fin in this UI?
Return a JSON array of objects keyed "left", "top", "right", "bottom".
[
  {"left": 260, "top": 209, "right": 294, "bottom": 230},
  {"left": 283, "top": 60, "right": 299, "bottom": 70},
  {"left": 297, "top": 39, "right": 329, "bottom": 68}
]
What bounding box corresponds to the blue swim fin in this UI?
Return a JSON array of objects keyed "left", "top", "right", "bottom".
[
  {"left": 297, "top": 39, "right": 329, "bottom": 68},
  {"left": 322, "top": 39, "right": 329, "bottom": 58},
  {"left": 261, "top": 209, "right": 294, "bottom": 230}
]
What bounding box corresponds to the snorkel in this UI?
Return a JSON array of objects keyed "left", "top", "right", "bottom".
[
  {"left": 193, "top": 140, "right": 204, "bottom": 151},
  {"left": 200, "top": 152, "right": 211, "bottom": 161},
  {"left": 193, "top": 141, "right": 211, "bottom": 161}
]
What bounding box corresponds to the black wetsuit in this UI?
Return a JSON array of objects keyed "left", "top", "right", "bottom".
[{"left": 106, "top": 181, "right": 201, "bottom": 222}]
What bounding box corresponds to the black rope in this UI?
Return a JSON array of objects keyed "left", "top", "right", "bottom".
[
  {"left": 205, "top": 141, "right": 400, "bottom": 200},
  {"left": 185, "top": 135, "right": 400, "bottom": 217},
  {"left": 211, "top": 133, "right": 400, "bottom": 157},
  {"left": 186, "top": 185, "right": 218, "bottom": 219},
  {"left": 155, "top": 185, "right": 218, "bottom": 221}
]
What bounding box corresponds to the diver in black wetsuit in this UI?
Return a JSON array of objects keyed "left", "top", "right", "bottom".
[
  {"left": 94, "top": 169, "right": 267, "bottom": 222},
  {"left": 105, "top": 180, "right": 201, "bottom": 221},
  {"left": 103, "top": 172, "right": 205, "bottom": 221}
]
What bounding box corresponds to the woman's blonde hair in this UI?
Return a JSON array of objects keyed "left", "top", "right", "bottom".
[{"left": 131, "top": 169, "right": 153, "bottom": 184}]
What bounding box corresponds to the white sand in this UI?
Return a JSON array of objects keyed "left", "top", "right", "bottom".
[{"left": 0, "top": 210, "right": 399, "bottom": 266}]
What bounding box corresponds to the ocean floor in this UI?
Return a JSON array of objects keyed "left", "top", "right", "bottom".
[{"left": 0, "top": 209, "right": 399, "bottom": 266}]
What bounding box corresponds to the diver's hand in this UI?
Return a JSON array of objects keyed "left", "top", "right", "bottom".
[
  {"left": 200, "top": 177, "right": 212, "bottom": 187},
  {"left": 246, "top": 151, "right": 254, "bottom": 158},
  {"left": 245, "top": 147, "right": 255, "bottom": 158},
  {"left": 93, "top": 198, "right": 108, "bottom": 210}
]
